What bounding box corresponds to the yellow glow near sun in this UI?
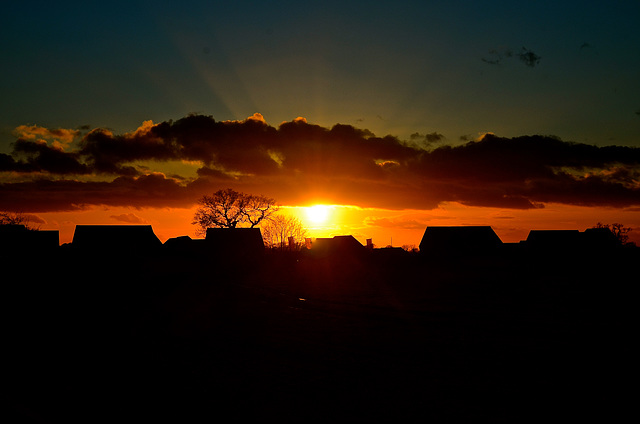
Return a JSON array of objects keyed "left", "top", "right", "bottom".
[{"left": 305, "top": 205, "right": 331, "bottom": 224}]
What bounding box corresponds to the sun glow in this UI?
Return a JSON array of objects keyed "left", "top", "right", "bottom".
[{"left": 305, "top": 204, "right": 331, "bottom": 224}]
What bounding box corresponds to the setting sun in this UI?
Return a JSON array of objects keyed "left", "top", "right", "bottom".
[{"left": 305, "top": 205, "right": 331, "bottom": 224}]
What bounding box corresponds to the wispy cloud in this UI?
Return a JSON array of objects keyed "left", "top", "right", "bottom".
[
  {"left": 482, "top": 46, "right": 541, "bottom": 68},
  {"left": 364, "top": 216, "right": 427, "bottom": 230},
  {"left": 110, "top": 213, "right": 148, "bottom": 224},
  {"left": 517, "top": 47, "right": 541, "bottom": 67}
]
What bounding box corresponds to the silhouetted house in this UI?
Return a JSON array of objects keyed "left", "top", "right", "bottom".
[
  {"left": 0, "top": 224, "right": 59, "bottom": 252},
  {"left": 525, "top": 228, "right": 621, "bottom": 253},
  {"left": 205, "top": 228, "right": 264, "bottom": 258},
  {"left": 311, "top": 235, "right": 365, "bottom": 256},
  {"left": 163, "top": 235, "right": 203, "bottom": 254},
  {"left": 525, "top": 230, "right": 581, "bottom": 250},
  {"left": 163, "top": 235, "right": 193, "bottom": 248},
  {"left": 372, "top": 246, "right": 407, "bottom": 261},
  {"left": 419, "top": 226, "right": 503, "bottom": 257},
  {"left": 71, "top": 225, "right": 162, "bottom": 252}
]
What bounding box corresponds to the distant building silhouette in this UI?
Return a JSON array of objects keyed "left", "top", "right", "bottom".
[
  {"left": 372, "top": 245, "right": 407, "bottom": 261},
  {"left": 163, "top": 235, "right": 203, "bottom": 252},
  {"left": 311, "top": 235, "right": 365, "bottom": 256},
  {"left": 3, "top": 220, "right": 628, "bottom": 265},
  {"left": 0, "top": 224, "right": 59, "bottom": 252},
  {"left": 525, "top": 228, "right": 621, "bottom": 252},
  {"left": 205, "top": 228, "right": 264, "bottom": 257},
  {"left": 525, "top": 230, "right": 581, "bottom": 249},
  {"left": 71, "top": 225, "right": 162, "bottom": 252},
  {"left": 163, "top": 235, "right": 193, "bottom": 247},
  {"left": 419, "top": 226, "right": 503, "bottom": 256}
]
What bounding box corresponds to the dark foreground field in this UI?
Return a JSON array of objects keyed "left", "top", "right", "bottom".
[{"left": 7, "top": 247, "right": 637, "bottom": 422}]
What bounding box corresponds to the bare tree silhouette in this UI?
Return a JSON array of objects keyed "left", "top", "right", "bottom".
[
  {"left": 192, "top": 188, "right": 278, "bottom": 235},
  {"left": 261, "top": 214, "right": 307, "bottom": 250},
  {"left": 0, "top": 211, "right": 39, "bottom": 230},
  {"left": 593, "top": 222, "right": 633, "bottom": 245}
]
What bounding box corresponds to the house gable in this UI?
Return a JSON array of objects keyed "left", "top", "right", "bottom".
[{"left": 419, "top": 226, "right": 503, "bottom": 254}]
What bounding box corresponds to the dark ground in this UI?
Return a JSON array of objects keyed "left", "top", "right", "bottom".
[{"left": 6, "top": 247, "right": 637, "bottom": 422}]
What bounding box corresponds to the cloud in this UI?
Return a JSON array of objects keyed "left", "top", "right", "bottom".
[
  {"left": 79, "top": 127, "right": 175, "bottom": 175},
  {"left": 482, "top": 46, "right": 541, "bottom": 68},
  {"left": 481, "top": 48, "right": 509, "bottom": 65},
  {"left": 410, "top": 132, "right": 445, "bottom": 149},
  {"left": 517, "top": 47, "right": 541, "bottom": 67},
  {"left": 1, "top": 114, "right": 639, "bottom": 212},
  {"left": 7, "top": 138, "right": 90, "bottom": 175},
  {"left": 110, "top": 213, "right": 147, "bottom": 224},
  {"left": 0, "top": 173, "right": 196, "bottom": 212},
  {"left": 364, "top": 216, "right": 427, "bottom": 230},
  {"left": 13, "top": 125, "right": 79, "bottom": 150},
  {"left": 407, "top": 133, "right": 639, "bottom": 208}
]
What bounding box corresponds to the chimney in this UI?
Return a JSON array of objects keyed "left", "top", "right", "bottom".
[
  {"left": 288, "top": 236, "right": 295, "bottom": 250},
  {"left": 366, "top": 238, "right": 373, "bottom": 250}
]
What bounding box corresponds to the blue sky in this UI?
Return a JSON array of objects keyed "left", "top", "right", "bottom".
[{"left": 2, "top": 0, "right": 639, "bottom": 147}]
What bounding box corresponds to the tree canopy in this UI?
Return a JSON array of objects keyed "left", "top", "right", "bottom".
[
  {"left": 0, "top": 211, "right": 38, "bottom": 230},
  {"left": 192, "top": 188, "right": 278, "bottom": 235},
  {"left": 593, "top": 222, "right": 633, "bottom": 246}
]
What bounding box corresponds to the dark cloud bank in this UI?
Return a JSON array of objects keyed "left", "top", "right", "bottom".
[{"left": 1, "top": 114, "right": 639, "bottom": 212}]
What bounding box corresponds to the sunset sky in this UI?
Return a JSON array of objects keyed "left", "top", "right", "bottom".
[{"left": 1, "top": 1, "right": 639, "bottom": 246}]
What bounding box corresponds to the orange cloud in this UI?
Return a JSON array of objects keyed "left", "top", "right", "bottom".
[
  {"left": 364, "top": 215, "right": 427, "bottom": 230},
  {"left": 2, "top": 114, "right": 639, "bottom": 213},
  {"left": 110, "top": 213, "right": 148, "bottom": 224},
  {"left": 13, "top": 124, "right": 79, "bottom": 151}
]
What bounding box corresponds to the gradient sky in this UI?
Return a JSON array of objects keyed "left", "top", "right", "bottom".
[{"left": 1, "top": 1, "right": 639, "bottom": 245}]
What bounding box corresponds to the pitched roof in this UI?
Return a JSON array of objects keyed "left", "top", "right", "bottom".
[
  {"left": 526, "top": 228, "right": 621, "bottom": 249},
  {"left": 419, "top": 226, "right": 503, "bottom": 252},
  {"left": 312, "top": 235, "right": 364, "bottom": 254},
  {"left": 525, "top": 230, "right": 581, "bottom": 247},
  {"left": 72, "top": 225, "right": 161, "bottom": 250}
]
